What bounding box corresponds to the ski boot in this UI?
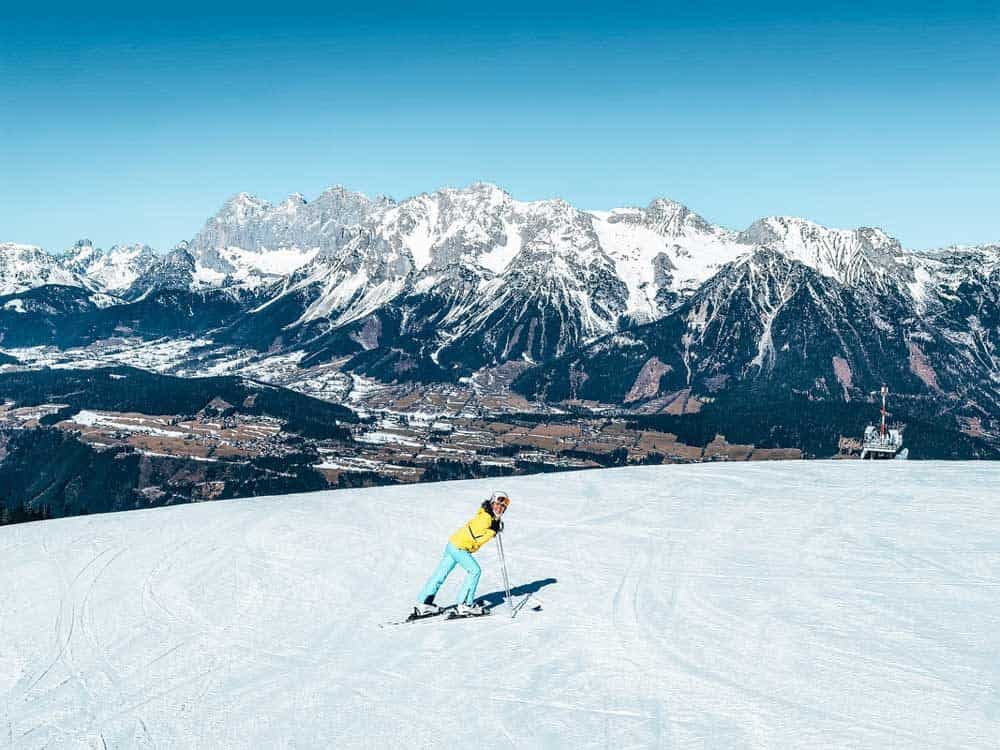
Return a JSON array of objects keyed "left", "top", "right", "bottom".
[
  {"left": 453, "top": 601, "right": 489, "bottom": 618},
  {"left": 408, "top": 598, "right": 442, "bottom": 621}
]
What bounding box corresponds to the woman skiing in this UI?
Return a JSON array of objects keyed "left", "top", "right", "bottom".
[{"left": 413, "top": 490, "right": 511, "bottom": 618}]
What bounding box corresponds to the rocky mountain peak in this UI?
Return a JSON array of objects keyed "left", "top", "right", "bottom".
[
  {"left": 308, "top": 186, "right": 387, "bottom": 226},
  {"left": 642, "top": 198, "right": 714, "bottom": 236},
  {"left": 278, "top": 193, "right": 308, "bottom": 213},
  {"left": 164, "top": 246, "right": 196, "bottom": 267},
  {"left": 462, "top": 181, "right": 513, "bottom": 202},
  {"left": 215, "top": 192, "right": 272, "bottom": 225},
  {"left": 601, "top": 198, "right": 725, "bottom": 245},
  {"left": 737, "top": 216, "right": 905, "bottom": 288}
]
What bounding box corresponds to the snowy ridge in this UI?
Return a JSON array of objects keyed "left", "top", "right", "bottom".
[
  {"left": 738, "top": 216, "right": 904, "bottom": 291},
  {"left": 0, "top": 242, "right": 89, "bottom": 295},
  {"left": 2, "top": 183, "right": 998, "bottom": 391},
  {"left": 2, "top": 462, "right": 999, "bottom": 748},
  {"left": 285, "top": 187, "right": 744, "bottom": 330},
  {"left": 60, "top": 240, "right": 160, "bottom": 292}
]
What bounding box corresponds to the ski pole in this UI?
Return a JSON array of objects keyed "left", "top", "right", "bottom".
[
  {"left": 496, "top": 530, "right": 513, "bottom": 616},
  {"left": 498, "top": 533, "right": 511, "bottom": 615}
]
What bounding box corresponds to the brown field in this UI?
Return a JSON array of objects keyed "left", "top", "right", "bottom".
[
  {"left": 666, "top": 444, "right": 704, "bottom": 461},
  {"left": 527, "top": 423, "right": 583, "bottom": 439},
  {"left": 211, "top": 444, "right": 249, "bottom": 459},
  {"left": 128, "top": 435, "right": 215, "bottom": 459},
  {"left": 703, "top": 435, "right": 753, "bottom": 461},
  {"left": 319, "top": 468, "right": 341, "bottom": 483},
  {"left": 480, "top": 421, "right": 516, "bottom": 434},
  {"left": 572, "top": 441, "right": 621, "bottom": 454},
  {"left": 750, "top": 448, "right": 803, "bottom": 461}
]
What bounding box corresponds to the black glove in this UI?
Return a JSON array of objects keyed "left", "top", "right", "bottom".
[{"left": 491, "top": 518, "right": 504, "bottom": 533}]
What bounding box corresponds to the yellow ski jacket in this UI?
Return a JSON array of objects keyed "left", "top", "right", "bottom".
[{"left": 449, "top": 506, "right": 500, "bottom": 553}]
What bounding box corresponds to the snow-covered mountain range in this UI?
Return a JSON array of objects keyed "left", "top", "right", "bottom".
[
  {"left": 5, "top": 183, "right": 993, "bottom": 319},
  {"left": 1, "top": 183, "right": 997, "bottom": 415}
]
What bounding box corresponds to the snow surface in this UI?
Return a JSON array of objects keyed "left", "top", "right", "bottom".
[
  {"left": 2, "top": 462, "right": 1000, "bottom": 749},
  {"left": 218, "top": 245, "right": 319, "bottom": 280}
]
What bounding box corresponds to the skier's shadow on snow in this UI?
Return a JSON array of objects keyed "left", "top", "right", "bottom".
[{"left": 476, "top": 578, "right": 557, "bottom": 608}]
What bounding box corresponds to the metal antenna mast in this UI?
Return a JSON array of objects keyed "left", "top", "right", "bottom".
[{"left": 880, "top": 385, "right": 888, "bottom": 437}]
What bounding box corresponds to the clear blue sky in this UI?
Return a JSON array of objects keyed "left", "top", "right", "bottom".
[{"left": 2, "top": 1, "right": 998, "bottom": 252}]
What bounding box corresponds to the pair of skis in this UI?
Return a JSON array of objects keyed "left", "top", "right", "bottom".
[
  {"left": 382, "top": 593, "right": 541, "bottom": 628},
  {"left": 379, "top": 604, "right": 491, "bottom": 628},
  {"left": 413, "top": 607, "right": 491, "bottom": 623}
]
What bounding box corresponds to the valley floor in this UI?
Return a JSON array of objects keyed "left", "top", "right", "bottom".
[{"left": 2, "top": 462, "right": 998, "bottom": 749}]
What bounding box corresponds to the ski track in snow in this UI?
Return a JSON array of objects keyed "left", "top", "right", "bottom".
[{"left": 2, "top": 462, "right": 1000, "bottom": 749}]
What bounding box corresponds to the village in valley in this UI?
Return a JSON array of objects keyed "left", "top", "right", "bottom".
[{"left": 0, "top": 338, "right": 801, "bottom": 497}]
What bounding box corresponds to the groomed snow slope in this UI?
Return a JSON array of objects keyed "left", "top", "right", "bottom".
[{"left": 2, "top": 462, "right": 999, "bottom": 749}]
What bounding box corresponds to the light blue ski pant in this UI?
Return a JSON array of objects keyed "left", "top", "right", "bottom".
[{"left": 418, "top": 542, "right": 481, "bottom": 605}]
